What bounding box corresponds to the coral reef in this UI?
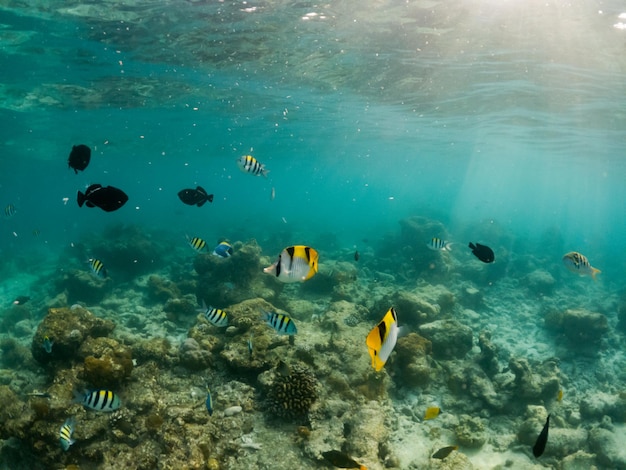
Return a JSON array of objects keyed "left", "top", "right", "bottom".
[
  {"left": 262, "top": 363, "right": 319, "bottom": 422},
  {"left": 418, "top": 320, "right": 473, "bottom": 360},
  {"left": 545, "top": 308, "right": 609, "bottom": 346}
]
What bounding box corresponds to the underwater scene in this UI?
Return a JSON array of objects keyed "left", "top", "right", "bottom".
[{"left": 1, "top": 1, "right": 626, "bottom": 469}]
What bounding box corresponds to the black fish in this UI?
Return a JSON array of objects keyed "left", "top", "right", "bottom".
[
  {"left": 354, "top": 250, "right": 360, "bottom": 262},
  {"left": 13, "top": 295, "right": 30, "bottom": 305},
  {"left": 432, "top": 445, "right": 458, "bottom": 459},
  {"left": 177, "top": 186, "right": 214, "bottom": 207},
  {"left": 68, "top": 144, "right": 91, "bottom": 174},
  {"left": 533, "top": 414, "right": 550, "bottom": 458},
  {"left": 77, "top": 184, "right": 128, "bottom": 212},
  {"left": 321, "top": 450, "right": 364, "bottom": 469},
  {"left": 469, "top": 242, "right": 495, "bottom": 263}
]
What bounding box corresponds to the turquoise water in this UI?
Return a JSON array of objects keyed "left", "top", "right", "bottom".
[{"left": 1, "top": 1, "right": 626, "bottom": 469}]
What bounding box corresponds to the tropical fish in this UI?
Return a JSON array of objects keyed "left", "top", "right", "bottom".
[
  {"left": 262, "top": 310, "right": 297, "bottom": 335},
  {"left": 557, "top": 389, "right": 563, "bottom": 402},
  {"left": 427, "top": 237, "right": 453, "bottom": 251},
  {"left": 187, "top": 236, "right": 207, "bottom": 253},
  {"left": 12, "top": 295, "right": 30, "bottom": 305},
  {"left": 4, "top": 204, "right": 16, "bottom": 218},
  {"left": 354, "top": 250, "right": 360, "bottom": 262},
  {"left": 77, "top": 184, "right": 128, "bottom": 212},
  {"left": 32, "top": 229, "right": 41, "bottom": 237},
  {"left": 365, "top": 307, "right": 400, "bottom": 371},
  {"left": 468, "top": 242, "right": 495, "bottom": 263},
  {"left": 42, "top": 336, "right": 54, "bottom": 353},
  {"left": 270, "top": 187, "right": 276, "bottom": 200},
  {"left": 76, "top": 389, "right": 121, "bottom": 412},
  {"left": 533, "top": 414, "right": 550, "bottom": 458},
  {"left": 248, "top": 336, "right": 253, "bottom": 357},
  {"left": 205, "top": 387, "right": 213, "bottom": 416},
  {"left": 59, "top": 417, "right": 76, "bottom": 451},
  {"left": 321, "top": 450, "right": 367, "bottom": 469},
  {"left": 431, "top": 445, "right": 458, "bottom": 460},
  {"left": 562, "top": 252, "right": 601, "bottom": 280},
  {"left": 202, "top": 303, "right": 229, "bottom": 327},
  {"left": 177, "top": 186, "right": 213, "bottom": 207},
  {"left": 424, "top": 406, "right": 441, "bottom": 420},
  {"left": 27, "top": 391, "right": 52, "bottom": 398},
  {"left": 68, "top": 144, "right": 91, "bottom": 174},
  {"left": 263, "top": 245, "right": 319, "bottom": 283},
  {"left": 237, "top": 155, "right": 269, "bottom": 177},
  {"left": 88, "top": 258, "right": 107, "bottom": 278},
  {"left": 212, "top": 241, "right": 233, "bottom": 258}
]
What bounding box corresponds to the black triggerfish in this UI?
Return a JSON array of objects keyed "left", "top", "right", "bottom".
[{"left": 533, "top": 414, "right": 550, "bottom": 458}]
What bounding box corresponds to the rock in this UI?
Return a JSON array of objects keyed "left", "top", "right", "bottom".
[
  {"left": 31, "top": 307, "right": 115, "bottom": 365},
  {"left": 223, "top": 406, "right": 243, "bottom": 416},
  {"left": 589, "top": 427, "right": 626, "bottom": 468},
  {"left": 580, "top": 391, "right": 626, "bottom": 422},
  {"left": 393, "top": 333, "right": 432, "bottom": 387},
  {"left": 524, "top": 269, "right": 556, "bottom": 295},
  {"left": 460, "top": 285, "right": 483, "bottom": 309},
  {"left": 508, "top": 357, "right": 560, "bottom": 401},
  {"left": 454, "top": 415, "right": 487, "bottom": 448},
  {"left": 79, "top": 337, "right": 133, "bottom": 388},
  {"left": 179, "top": 338, "right": 212, "bottom": 370},
  {"left": 419, "top": 320, "right": 472, "bottom": 359},
  {"left": 54, "top": 269, "right": 112, "bottom": 304},
  {"left": 560, "top": 450, "right": 598, "bottom": 470},
  {"left": 477, "top": 330, "right": 499, "bottom": 378},
  {"left": 545, "top": 308, "right": 608, "bottom": 345}
]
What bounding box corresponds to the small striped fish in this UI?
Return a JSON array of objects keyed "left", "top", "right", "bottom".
[
  {"left": 77, "top": 389, "right": 121, "bottom": 412},
  {"left": 427, "top": 237, "right": 452, "bottom": 251},
  {"left": 59, "top": 417, "right": 76, "bottom": 451},
  {"left": 88, "top": 258, "right": 107, "bottom": 278},
  {"left": 4, "top": 204, "right": 16, "bottom": 218},
  {"left": 202, "top": 301, "right": 228, "bottom": 327},
  {"left": 262, "top": 310, "right": 297, "bottom": 335},
  {"left": 237, "top": 155, "right": 269, "bottom": 177},
  {"left": 187, "top": 236, "right": 207, "bottom": 253}
]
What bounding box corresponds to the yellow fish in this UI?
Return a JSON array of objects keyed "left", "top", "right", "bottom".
[
  {"left": 366, "top": 307, "right": 399, "bottom": 371},
  {"left": 263, "top": 245, "right": 319, "bottom": 283},
  {"left": 562, "top": 251, "right": 601, "bottom": 280},
  {"left": 557, "top": 389, "right": 563, "bottom": 402},
  {"left": 424, "top": 406, "right": 440, "bottom": 420}
]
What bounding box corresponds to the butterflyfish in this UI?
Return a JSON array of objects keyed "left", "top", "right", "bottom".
[
  {"left": 424, "top": 406, "right": 441, "bottom": 420},
  {"left": 562, "top": 252, "right": 601, "bottom": 280},
  {"left": 365, "top": 307, "right": 400, "bottom": 371},
  {"left": 263, "top": 245, "right": 319, "bottom": 283}
]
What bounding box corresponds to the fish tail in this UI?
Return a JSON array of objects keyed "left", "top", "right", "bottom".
[
  {"left": 261, "top": 168, "right": 270, "bottom": 177},
  {"left": 77, "top": 191, "right": 85, "bottom": 207},
  {"left": 591, "top": 268, "right": 601, "bottom": 280},
  {"left": 360, "top": 466, "right": 367, "bottom": 470}
]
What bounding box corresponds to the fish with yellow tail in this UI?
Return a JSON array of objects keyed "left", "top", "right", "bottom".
[
  {"left": 263, "top": 245, "right": 319, "bottom": 282},
  {"left": 562, "top": 251, "right": 601, "bottom": 280},
  {"left": 424, "top": 406, "right": 441, "bottom": 420},
  {"left": 237, "top": 155, "right": 269, "bottom": 177},
  {"left": 321, "top": 450, "right": 367, "bottom": 469},
  {"left": 366, "top": 307, "right": 400, "bottom": 371}
]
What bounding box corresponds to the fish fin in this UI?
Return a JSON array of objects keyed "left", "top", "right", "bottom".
[
  {"left": 445, "top": 242, "right": 454, "bottom": 251},
  {"left": 208, "top": 194, "right": 214, "bottom": 203},
  {"left": 591, "top": 268, "right": 601, "bottom": 281},
  {"left": 261, "top": 168, "right": 270, "bottom": 177},
  {"left": 197, "top": 199, "right": 207, "bottom": 207},
  {"left": 468, "top": 242, "right": 475, "bottom": 250},
  {"left": 197, "top": 186, "right": 207, "bottom": 195},
  {"left": 77, "top": 191, "right": 85, "bottom": 207}
]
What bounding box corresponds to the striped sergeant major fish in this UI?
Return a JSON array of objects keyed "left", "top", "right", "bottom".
[
  {"left": 59, "top": 417, "right": 76, "bottom": 451},
  {"left": 427, "top": 237, "right": 453, "bottom": 251},
  {"left": 200, "top": 301, "right": 228, "bottom": 327},
  {"left": 75, "top": 389, "right": 121, "bottom": 412},
  {"left": 236, "top": 155, "right": 269, "bottom": 177},
  {"left": 562, "top": 251, "right": 601, "bottom": 280},
  {"left": 262, "top": 310, "right": 297, "bottom": 335},
  {"left": 88, "top": 258, "right": 107, "bottom": 278},
  {"left": 366, "top": 307, "right": 400, "bottom": 371},
  {"left": 263, "top": 245, "right": 319, "bottom": 283},
  {"left": 186, "top": 235, "right": 207, "bottom": 253},
  {"left": 4, "top": 203, "right": 16, "bottom": 218}
]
